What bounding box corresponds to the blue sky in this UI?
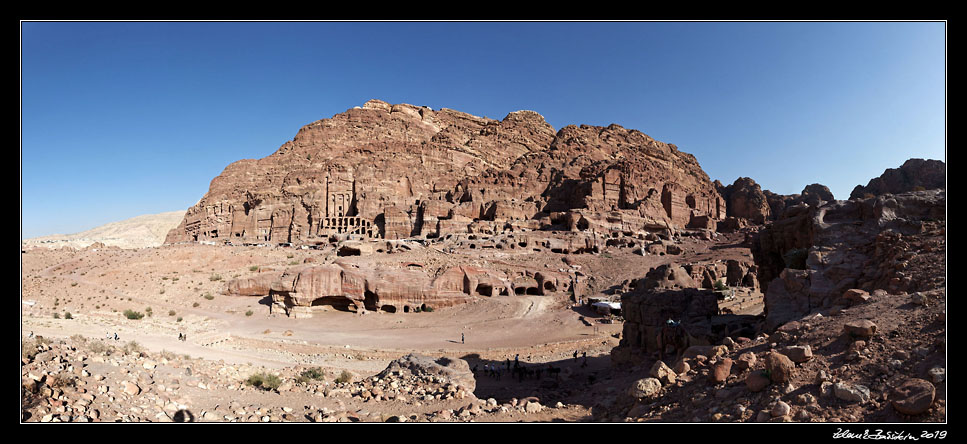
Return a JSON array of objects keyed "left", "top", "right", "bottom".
[{"left": 21, "top": 22, "right": 945, "bottom": 238}]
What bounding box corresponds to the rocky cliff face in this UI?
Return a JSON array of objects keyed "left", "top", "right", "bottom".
[
  {"left": 850, "top": 158, "right": 946, "bottom": 200},
  {"left": 752, "top": 189, "right": 945, "bottom": 330},
  {"left": 166, "top": 100, "right": 725, "bottom": 245}
]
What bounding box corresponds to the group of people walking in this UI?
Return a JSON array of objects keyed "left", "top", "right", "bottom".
[{"left": 473, "top": 354, "right": 563, "bottom": 383}]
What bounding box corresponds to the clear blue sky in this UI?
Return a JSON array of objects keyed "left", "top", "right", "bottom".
[{"left": 21, "top": 22, "right": 945, "bottom": 238}]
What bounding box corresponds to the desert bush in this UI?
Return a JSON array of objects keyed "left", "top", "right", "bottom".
[
  {"left": 245, "top": 310, "right": 254, "bottom": 316},
  {"left": 713, "top": 279, "right": 728, "bottom": 292},
  {"left": 423, "top": 306, "right": 434, "bottom": 312},
  {"left": 245, "top": 373, "right": 281, "bottom": 391},
  {"left": 168, "top": 310, "right": 176, "bottom": 316},
  {"left": 335, "top": 371, "right": 353, "bottom": 384},
  {"left": 64, "top": 312, "right": 73, "bottom": 319},
  {"left": 53, "top": 313, "right": 60, "bottom": 319},
  {"left": 88, "top": 341, "right": 114, "bottom": 355},
  {"left": 296, "top": 367, "right": 326, "bottom": 384},
  {"left": 192, "top": 302, "right": 200, "bottom": 307},
  {"left": 123, "top": 309, "right": 144, "bottom": 320},
  {"left": 176, "top": 317, "right": 183, "bottom": 322},
  {"left": 210, "top": 274, "right": 222, "bottom": 282},
  {"left": 122, "top": 341, "right": 143, "bottom": 355},
  {"left": 203, "top": 293, "right": 214, "bottom": 300},
  {"left": 249, "top": 266, "right": 259, "bottom": 272}
]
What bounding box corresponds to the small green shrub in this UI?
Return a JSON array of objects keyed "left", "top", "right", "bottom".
[
  {"left": 53, "top": 313, "right": 60, "bottom": 319},
  {"left": 168, "top": 310, "right": 176, "bottom": 316},
  {"left": 210, "top": 274, "right": 222, "bottom": 282},
  {"left": 296, "top": 367, "right": 326, "bottom": 384},
  {"left": 249, "top": 266, "right": 259, "bottom": 272},
  {"left": 64, "top": 312, "right": 73, "bottom": 320},
  {"left": 192, "top": 302, "right": 200, "bottom": 307},
  {"left": 713, "top": 279, "right": 728, "bottom": 292},
  {"left": 245, "top": 310, "right": 254, "bottom": 317},
  {"left": 246, "top": 373, "right": 281, "bottom": 391},
  {"left": 176, "top": 317, "right": 183, "bottom": 322},
  {"left": 203, "top": 293, "right": 214, "bottom": 301},
  {"left": 423, "top": 306, "right": 434, "bottom": 312},
  {"left": 123, "top": 309, "right": 144, "bottom": 320}
]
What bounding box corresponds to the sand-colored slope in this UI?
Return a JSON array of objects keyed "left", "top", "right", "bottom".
[{"left": 23, "top": 210, "right": 185, "bottom": 250}]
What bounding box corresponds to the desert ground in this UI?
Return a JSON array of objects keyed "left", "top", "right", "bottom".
[{"left": 21, "top": 232, "right": 768, "bottom": 422}]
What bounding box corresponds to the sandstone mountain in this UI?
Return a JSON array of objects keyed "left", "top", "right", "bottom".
[
  {"left": 23, "top": 211, "right": 184, "bottom": 250},
  {"left": 850, "top": 158, "right": 946, "bottom": 199},
  {"left": 166, "top": 100, "right": 726, "bottom": 245}
]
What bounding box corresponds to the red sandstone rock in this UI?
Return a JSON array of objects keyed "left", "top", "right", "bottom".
[
  {"left": 764, "top": 352, "right": 795, "bottom": 383},
  {"left": 166, "top": 100, "right": 725, "bottom": 246},
  {"left": 891, "top": 379, "right": 936, "bottom": 415},
  {"left": 850, "top": 159, "right": 946, "bottom": 200},
  {"left": 709, "top": 358, "right": 732, "bottom": 383}
]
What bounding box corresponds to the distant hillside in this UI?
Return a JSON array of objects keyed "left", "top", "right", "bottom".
[{"left": 22, "top": 211, "right": 185, "bottom": 250}]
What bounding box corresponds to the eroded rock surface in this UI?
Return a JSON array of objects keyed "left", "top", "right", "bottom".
[{"left": 166, "top": 100, "right": 725, "bottom": 246}]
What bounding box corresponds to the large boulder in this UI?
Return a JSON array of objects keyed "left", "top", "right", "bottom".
[
  {"left": 377, "top": 354, "right": 476, "bottom": 393},
  {"left": 628, "top": 378, "right": 662, "bottom": 399},
  {"left": 891, "top": 378, "right": 936, "bottom": 415},
  {"left": 617, "top": 288, "right": 720, "bottom": 359}
]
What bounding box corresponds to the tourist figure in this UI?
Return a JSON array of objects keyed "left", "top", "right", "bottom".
[
  {"left": 114, "top": 332, "right": 119, "bottom": 341},
  {"left": 461, "top": 333, "right": 465, "bottom": 344},
  {"left": 573, "top": 350, "right": 578, "bottom": 362}
]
